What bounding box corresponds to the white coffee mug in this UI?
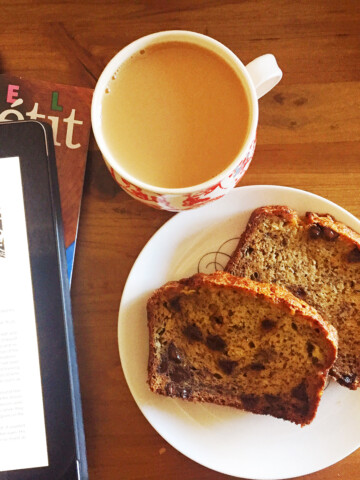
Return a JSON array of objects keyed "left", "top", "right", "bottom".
[{"left": 92, "top": 31, "right": 282, "bottom": 211}]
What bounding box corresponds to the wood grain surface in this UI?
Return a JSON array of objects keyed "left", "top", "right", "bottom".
[{"left": 1, "top": 1, "right": 359, "bottom": 479}]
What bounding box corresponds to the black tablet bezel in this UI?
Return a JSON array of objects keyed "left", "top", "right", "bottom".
[{"left": 0, "top": 121, "right": 87, "bottom": 480}]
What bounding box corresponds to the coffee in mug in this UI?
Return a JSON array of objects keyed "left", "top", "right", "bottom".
[{"left": 101, "top": 41, "right": 251, "bottom": 189}]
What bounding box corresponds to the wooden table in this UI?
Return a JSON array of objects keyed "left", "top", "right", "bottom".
[{"left": 1, "top": 1, "right": 360, "bottom": 479}]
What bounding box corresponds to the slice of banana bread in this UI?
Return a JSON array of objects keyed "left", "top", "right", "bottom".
[
  {"left": 226, "top": 205, "right": 360, "bottom": 389},
  {"left": 147, "top": 272, "right": 337, "bottom": 426}
]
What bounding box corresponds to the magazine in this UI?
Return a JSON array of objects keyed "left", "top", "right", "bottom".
[{"left": 0, "top": 75, "right": 93, "bottom": 283}]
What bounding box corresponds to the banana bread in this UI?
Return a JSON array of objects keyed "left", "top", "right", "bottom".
[
  {"left": 147, "top": 272, "right": 338, "bottom": 426},
  {"left": 226, "top": 205, "right": 360, "bottom": 389}
]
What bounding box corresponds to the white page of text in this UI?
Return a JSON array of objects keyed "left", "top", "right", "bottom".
[{"left": 0, "top": 157, "right": 48, "bottom": 472}]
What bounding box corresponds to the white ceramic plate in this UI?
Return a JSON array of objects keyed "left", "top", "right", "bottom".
[{"left": 118, "top": 185, "right": 360, "bottom": 480}]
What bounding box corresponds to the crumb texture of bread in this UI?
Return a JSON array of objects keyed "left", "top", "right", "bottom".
[
  {"left": 225, "top": 205, "right": 360, "bottom": 389},
  {"left": 147, "top": 272, "right": 337, "bottom": 426}
]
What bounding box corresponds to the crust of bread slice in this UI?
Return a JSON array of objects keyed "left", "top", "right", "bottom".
[
  {"left": 147, "top": 272, "right": 337, "bottom": 425},
  {"left": 226, "top": 205, "right": 360, "bottom": 389}
]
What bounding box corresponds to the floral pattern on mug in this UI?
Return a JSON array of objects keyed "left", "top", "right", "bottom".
[{"left": 107, "top": 137, "right": 256, "bottom": 211}]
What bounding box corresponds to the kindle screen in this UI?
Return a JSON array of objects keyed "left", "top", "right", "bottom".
[{"left": 0, "top": 156, "right": 48, "bottom": 472}]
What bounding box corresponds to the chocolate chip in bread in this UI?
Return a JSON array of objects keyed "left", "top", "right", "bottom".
[
  {"left": 226, "top": 205, "right": 360, "bottom": 389},
  {"left": 147, "top": 272, "right": 337, "bottom": 426}
]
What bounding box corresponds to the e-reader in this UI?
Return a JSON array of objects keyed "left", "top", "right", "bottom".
[{"left": 0, "top": 121, "right": 88, "bottom": 479}]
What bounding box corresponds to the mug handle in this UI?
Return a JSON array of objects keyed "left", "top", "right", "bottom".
[{"left": 246, "top": 54, "right": 282, "bottom": 99}]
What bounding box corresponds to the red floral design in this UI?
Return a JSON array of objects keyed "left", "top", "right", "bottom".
[
  {"left": 110, "top": 167, "right": 116, "bottom": 180},
  {"left": 106, "top": 136, "right": 257, "bottom": 211},
  {"left": 118, "top": 175, "right": 158, "bottom": 203},
  {"left": 182, "top": 180, "right": 224, "bottom": 207}
]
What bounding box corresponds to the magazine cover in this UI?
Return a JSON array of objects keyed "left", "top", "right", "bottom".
[{"left": 0, "top": 75, "right": 93, "bottom": 283}]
